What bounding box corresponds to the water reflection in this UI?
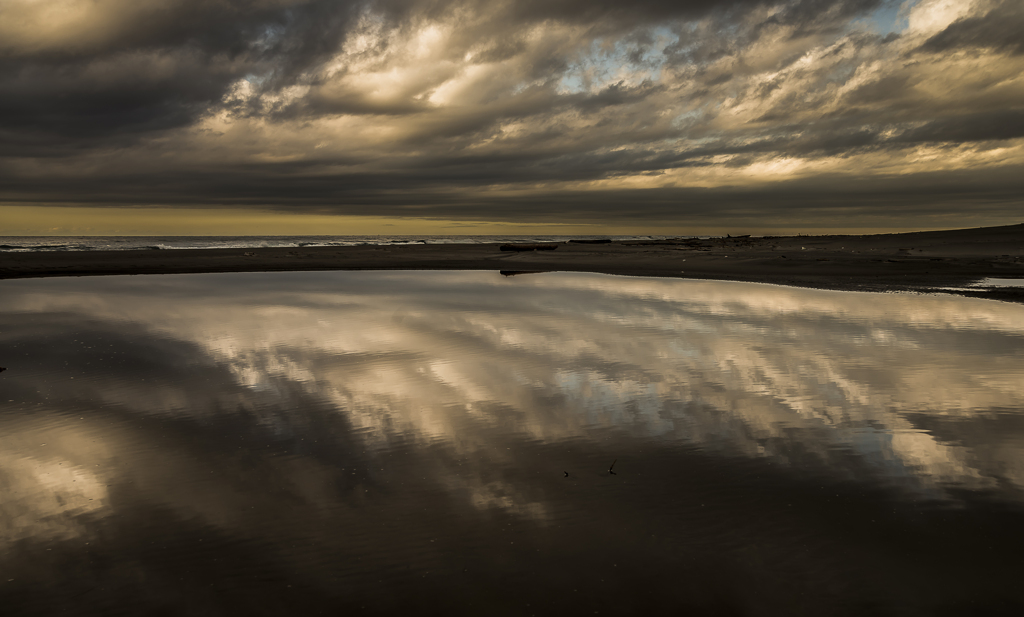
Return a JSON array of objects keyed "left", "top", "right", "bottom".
[{"left": 1, "top": 272, "right": 1023, "bottom": 615}]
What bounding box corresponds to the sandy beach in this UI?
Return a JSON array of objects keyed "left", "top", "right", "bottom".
[{"left": 2, "top": 223, "right": 1022, "bottom": 302}]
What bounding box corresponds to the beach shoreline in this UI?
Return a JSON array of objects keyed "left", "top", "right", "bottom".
[{"left": 2, "top": 223, "right": 1022, "bottom": 302}]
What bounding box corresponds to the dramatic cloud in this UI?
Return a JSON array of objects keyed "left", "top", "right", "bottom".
[{"left": 1, "top": 0, "right": 1022, "bottom": 230}]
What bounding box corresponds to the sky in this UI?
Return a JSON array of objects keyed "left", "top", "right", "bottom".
[{"left": 1, "top": 0, "right": 1022, "bottom": 235}]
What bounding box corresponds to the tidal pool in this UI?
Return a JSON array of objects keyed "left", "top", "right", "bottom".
[{"left": 1, "top": 271, "right": 1023, "bottom": 616}]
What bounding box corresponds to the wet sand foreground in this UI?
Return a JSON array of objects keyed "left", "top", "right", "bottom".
[{"left": 2, "top": 223, "right": 1022, "bottom": 301}]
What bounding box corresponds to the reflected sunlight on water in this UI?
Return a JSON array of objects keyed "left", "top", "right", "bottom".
[{"left": 1, "top": 271, "right": 1023, "bottom": 615}]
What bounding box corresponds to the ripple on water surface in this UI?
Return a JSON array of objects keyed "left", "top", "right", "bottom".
[{"left": 1, "top": 271, "right": 1023, "bottom": 615}]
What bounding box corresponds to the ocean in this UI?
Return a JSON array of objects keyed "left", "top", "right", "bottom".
[{"left": 0, "top": 235, "right": 685, "bottom": 253}]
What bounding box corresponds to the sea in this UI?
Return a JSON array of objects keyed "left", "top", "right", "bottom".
[{"left": 0, "top": 235, "right": 685, "bottom": 253}]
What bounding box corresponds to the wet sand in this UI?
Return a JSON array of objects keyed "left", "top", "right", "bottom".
[{"left": 2, "top": 223, "right": 1022, "bottom": 301}]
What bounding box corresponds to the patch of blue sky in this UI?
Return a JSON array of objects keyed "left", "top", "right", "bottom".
[
  {"left": 663, "top": 124, "right": 723, "bottom": 148},
  {"left": 557, "top": 74, "right": 587, "bottom": 94},
  {"left": 244, "top": 73, "right": 269, "bottom": 88},
  {"left": 253, "top": 23, "right": 287, "bottom": 52},
  {"left": 671, "top": 109, "right": 705, "bottom": 127},
  {"left": 861, "top": 0, "right": 917, "bottom": 35},
  {"left": 557, "top": 26, "right": 680, "bottom": 95}
]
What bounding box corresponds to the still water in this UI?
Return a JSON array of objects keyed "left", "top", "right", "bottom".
[{"left": 1, "top": 271, "right": 1023, "bottom": 616}]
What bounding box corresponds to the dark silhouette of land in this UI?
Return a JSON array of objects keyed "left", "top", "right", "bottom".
[{"left": 2, "top": 223, "right": 1022, "bottom": 302}]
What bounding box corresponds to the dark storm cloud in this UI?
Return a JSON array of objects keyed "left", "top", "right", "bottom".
[
  {"left": 0, "top": 0, "right": 1022, "bottom": 228},
  {"left": 0, "top": 0, "right": 767, "bottom": 123},
  {"left": 0, "top": 53, "right": 233, "bottom": 151},
  {"left": 0, "top": 0, "right": 873, "bottom": 139},
  {"left": 376, "top": 0, "right": 764, "bottom": 27},
  {"left": 920, "top": 0, "right": 1024, "bottom": 56},
  {"left": 898, "top": 109, "right": 1024, "bottom": 144},
  {"left": 2, "top": 160, "right": 1020, "bottom": 230},
  {"left": 0, "top": 0, "right": 363, "bottom": 145}
]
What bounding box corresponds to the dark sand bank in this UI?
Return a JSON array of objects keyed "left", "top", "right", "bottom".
[{"left": 2, "top": 223, "right": 1023, "bottom": 301}]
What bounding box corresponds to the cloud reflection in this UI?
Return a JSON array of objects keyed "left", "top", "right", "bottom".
[
  {"left": 2, "top": 272, "right": 1023, "bottom": 500},
  {"left": 3, "top": 271, "right": 1024, "bottom": 614}
]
